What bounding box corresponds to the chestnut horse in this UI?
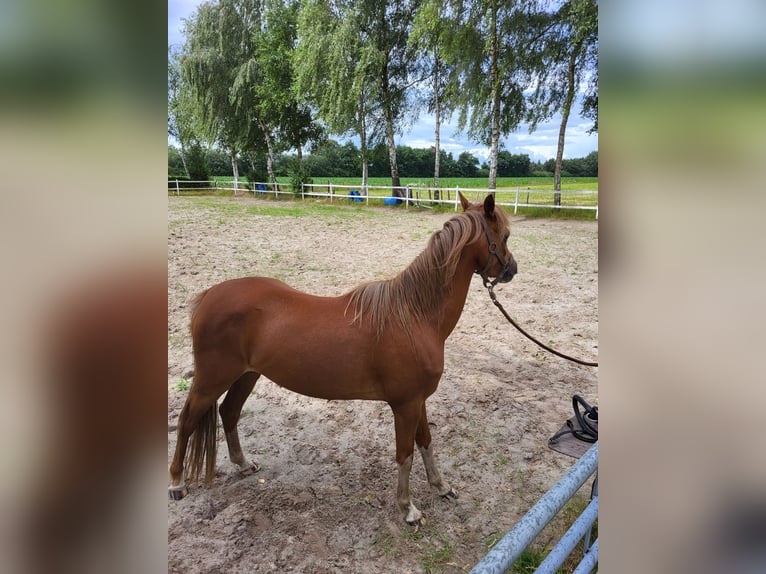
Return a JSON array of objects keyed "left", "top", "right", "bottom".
[{"left": 169, "top": 192, "right": 517, "bottom": 525}]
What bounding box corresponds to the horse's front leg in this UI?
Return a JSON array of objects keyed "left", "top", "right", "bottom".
[
  {"left": 391, "top": 401, "right": 424, "bottom": 526},
  {"left": 416, "top": 402, "right": 457, "bottom": 500}
]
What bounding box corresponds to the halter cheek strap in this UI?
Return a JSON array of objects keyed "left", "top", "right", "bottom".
[{"left": 477, "top": 215, "right": 511, "bottom": 288}]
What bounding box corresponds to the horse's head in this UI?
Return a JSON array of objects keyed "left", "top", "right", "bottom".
[{"left": 459, "top": 191, "right": 517, "bottom": 286}]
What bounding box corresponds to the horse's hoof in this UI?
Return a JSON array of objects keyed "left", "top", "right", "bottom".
[
  {"left": 239, "top": 463, "right": 261, "bottom": 477},
  {"left": 440, "top": 489, "right": 458, "bottom": 501},
  {"left": 406, "top": 517, "right": 426, "bottom": 529},
  {"left": 168, "top": 485, "right": 189, "bottom": 500}
]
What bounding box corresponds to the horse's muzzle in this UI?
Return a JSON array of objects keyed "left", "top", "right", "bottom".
[{"left": 497, "top": 256, "right": 517, "bottom": 284}]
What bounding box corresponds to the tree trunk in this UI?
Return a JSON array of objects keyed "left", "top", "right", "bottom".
[
  {"left": 258, "top": 118, "right": 277, "bottom": 189},
  {"left": 381, "top": 62, "right": 402, "bottom": 196},
  {"left": 357, "top": 95, "right": 369, "bottom": 187},
  {"left": 554, "top": 39, "right": 583, "bottom": 206},
  {"left": 230, "top": 151, "right": 240, "bottom": 193},
  {"left": 433, "top": 54, "right": 441, "bottom": 200},
  {"left": 487, "top": 0, "right": 500, "bottom": 190},
  {"left": 385, "top": 119, "right": 401, "bottom": 196},
  {"left": 360, "top": 118, "right": 368, "bottom": 188},
  {"left": 248, "top": 151, "right": 259, "bottom": 189},
  {"left": 179, "top": 141, "right": 190, "bottom": 179}
]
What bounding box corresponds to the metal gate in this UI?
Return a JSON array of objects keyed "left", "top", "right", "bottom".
[{"left": 470, "top": 443, "right": 598, "bottom": 574}]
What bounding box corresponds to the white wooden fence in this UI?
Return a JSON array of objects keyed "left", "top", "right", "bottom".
[{"left": 168, "top": 180, "right": 598, "bottom": 219}]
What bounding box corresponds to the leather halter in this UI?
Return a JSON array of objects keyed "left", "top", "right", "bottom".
[{"left": 477, "top": 214, "right": 512, "bottom": 288}]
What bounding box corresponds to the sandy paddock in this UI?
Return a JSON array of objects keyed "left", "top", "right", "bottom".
[{"left": 167, "top": 196, "right": 598, "bottom": 573}]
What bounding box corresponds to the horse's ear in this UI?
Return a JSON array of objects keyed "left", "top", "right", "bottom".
[
  {"left": 483, "top": 193, "right": 496, "bottom": 217},
  {"left": 458, "top": 191, "right": 471, "bottom": 211}
]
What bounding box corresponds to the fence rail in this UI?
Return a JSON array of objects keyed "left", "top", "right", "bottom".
[
  {"left": 168, "top": 180, "right": 598, "bottom": 218},
  {"left": 470, "top": 443, "right": 598, "bottom": 574}
]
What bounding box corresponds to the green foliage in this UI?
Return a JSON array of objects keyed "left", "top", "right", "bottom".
[
  {"left": 244, "top": 151, "right": 268, "bottom": 186},
  {"left": 510, "top": 548, "right": 545, "bottom": 573},
  {"left": 497, "top": 151, "right": 532, "bottom": 177},
  {"left": 207, "top": 148, "right": 234, "bottom": 177},
  {"left": 525, "top": 0, "right": 598, "bottom": 133},
  {"left": 289, "top": 161, "right": 313, "bottom": 194},
  {"left": 294, "top": 0, "right": 422, "bottom": 187},
  {"left": 171, "top": 142, "right": 597, "bottom": 180},
  {"left": 508, "top": 495, "right": 599, "bottom": 573},
  {"left": 457, "top": 151, "right": 479, "bottom": 177},
  {"left": 171, "top": 0, "right": 598, "bottom": 190},
  {"left": 168, "top": 145, "right": 185, "bottom": 176},
  {"left": 186, "top": 141, "right": 209, "bottom": 181},
  {"left": 182, "top": 0, "right": 246, "bottom": 154},
  {"left": 303, "top": 140, "right": 359, "bottom": 178}
]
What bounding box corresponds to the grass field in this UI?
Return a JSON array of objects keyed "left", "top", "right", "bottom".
[
  {"left": 168, "top": 176, "right": 598, "bottom": 220},
  {"left": 203, "top": 175, "right": 598, "bottom": 191}
]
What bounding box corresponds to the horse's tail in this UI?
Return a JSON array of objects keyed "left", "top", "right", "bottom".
[
  {"left": 183, "top": 287, "right": 218, "bottom": 485},
  {"left": 189, "top": 288, "right": 209, "bottom": 325},
  {"left": 182, "top": 397, "right": 219, "bottom": 485}
]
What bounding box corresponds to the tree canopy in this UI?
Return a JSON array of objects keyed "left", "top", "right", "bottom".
[
  {"left": 169, "top": 140, "right": 597, "bottom": 180},
  {"left": 170, "top": 0, "right": 597, "bottom": 189}
]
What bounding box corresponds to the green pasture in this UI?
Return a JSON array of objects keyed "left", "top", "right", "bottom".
[
  {"left": 177, "top": 196, "right": 382, "bottom": 219},
  {"left": 168, "top": 176, "right": 598, "bottom": 220},
  {"left": 201, "top": 175, "right": 598, "bottom": 191}
]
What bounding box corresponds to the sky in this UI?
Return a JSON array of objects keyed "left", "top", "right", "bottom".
[{"left": 168, "top": 0, "right": 598, "bottom": 164}]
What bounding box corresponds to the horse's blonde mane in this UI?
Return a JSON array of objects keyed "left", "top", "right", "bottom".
[{"left": 345, "top": 210, "right": 489, "bottom": 339}]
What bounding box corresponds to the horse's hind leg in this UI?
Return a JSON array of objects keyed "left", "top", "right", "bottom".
[
  {"left": 168, "top": 387, "right": 218, "bottom": 499},
  {"left": 416, "top": 402, "right": 457, "bottom": 500},
  {"left": 219, "top": 371, "right": 261, "bottom": 476},
  {"left": 169, "top": 360, "right": 249, "bottom": 499}
]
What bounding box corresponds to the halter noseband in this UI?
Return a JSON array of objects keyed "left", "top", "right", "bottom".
[{"left": 477, "top": 215, "right": 512, "bottom": 289}]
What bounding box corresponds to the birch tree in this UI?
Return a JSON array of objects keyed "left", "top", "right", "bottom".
[
  {"left": 295, "top": 0, "right": 421, "bottom": 194},
  {"left": 168, "top": 47, "right": 192, "bottom": 178},
  {"left": 182, "top": 0, "right": 258, "bottom": 189},
  {"left": 243, "top": 0, "right": 322, "bottom": 187},
  {"left": 410, "top": 0, "right": 455, "bottom": 197},
  {"left": 442, "top": 0, "right": 536, "bottom": 189},
  {"left": 294, "top": 0, "right": 374, "bottom": 185},
  {"left": 526, "top": 0, "right": 597, "bottom": 204},
  {"left": 362, "top": 0, "right": 423, "bottom": 195}
]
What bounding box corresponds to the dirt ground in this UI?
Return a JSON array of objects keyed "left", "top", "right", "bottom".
[{"left": 167, "top": 196, "right": 598, "bottom": 573}]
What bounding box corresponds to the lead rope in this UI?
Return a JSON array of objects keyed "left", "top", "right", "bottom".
[
  {"left": 548, "top": 395, "right": 599, "bottom": 444},
  {"left": 484, "top": 283, "right": 598, "bottom": 367}
]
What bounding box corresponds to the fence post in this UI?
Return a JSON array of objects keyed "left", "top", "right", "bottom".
[
  {"left": 330, "top": 182, "right": 334, "bottom": 203},
  {"left": 365, "top": 184, "right": 369, "bottom": 205},
  {"left": 175, "top": 179, "right": 180, "bottom": 196},
  {"left": 514, "top": 188, "right": 519, "bottom": 214},
  {"left": 454, "top": 186, "right": 459, "bottom": 211}
]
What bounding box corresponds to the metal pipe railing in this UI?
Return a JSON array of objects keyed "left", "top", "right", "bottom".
[
  {"left": 534, "top": 496, "right": 598, "bottom": 574},
  {"left": 469, "top": 443, "right": 598, "bottom": 574},
  {"left": 571, "top": 539, "right": 599, "bottom": 574}
]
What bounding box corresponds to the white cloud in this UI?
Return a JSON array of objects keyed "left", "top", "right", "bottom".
[
  {"left": 398, "top": 105, "right": 596, "bottom": 163},
  {"left": 516, "top": 145, "right": 558, "bottom": 160},
  {"left": 402, "top": 138, "right": 434, "bottom": 150}
]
